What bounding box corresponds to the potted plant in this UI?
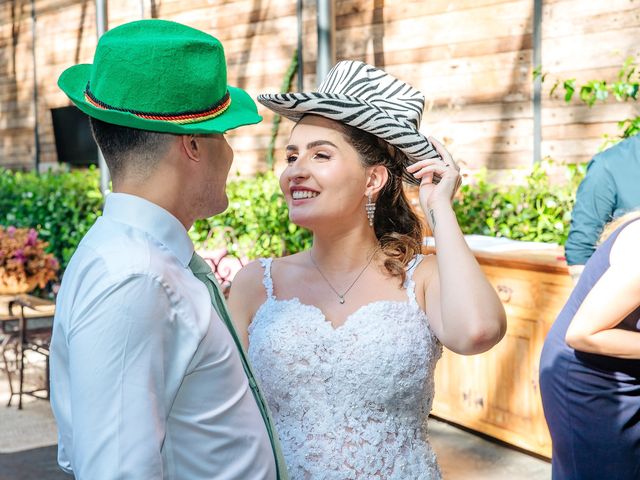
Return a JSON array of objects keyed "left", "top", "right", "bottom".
[{"left": 0, "top": 226, "right": 59, "bottom": 295}]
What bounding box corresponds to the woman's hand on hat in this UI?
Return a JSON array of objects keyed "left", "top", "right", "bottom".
[{"left": 406, "top": 136, "right": 461, "bottom": 211}]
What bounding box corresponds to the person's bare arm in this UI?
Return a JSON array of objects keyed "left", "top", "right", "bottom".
[
  {"left": 422, "top": 207, "right": 506, "bottom": 355},
  {"left": 227, "top": 260, "right": 267, "bottom": 350},
  {"left": 565, "top": 222, "right": 640, "bottom": 358},
  {"left": 407, "top": 138, "right": 506, "bottom": 355}
]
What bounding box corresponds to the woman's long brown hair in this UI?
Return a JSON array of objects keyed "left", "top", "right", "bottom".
[{"left": 339, "top": 123, "right": 423, "bottom": 284}]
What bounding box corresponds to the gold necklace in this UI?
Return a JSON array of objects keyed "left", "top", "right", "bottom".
[{"left": 309, "top": 249, "right": 378, "bottom": 304}]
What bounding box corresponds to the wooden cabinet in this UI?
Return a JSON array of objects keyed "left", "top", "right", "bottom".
[{"left": 428, "top": 246, "right": 573, "bottom": 458}]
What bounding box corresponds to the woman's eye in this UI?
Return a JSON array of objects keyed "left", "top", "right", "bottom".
[
  {"left": 314, "top": 152, "right": 331, "bottom": 160},
  {"left": 286, "top": 154, "right": 298, "bottom": 163}
]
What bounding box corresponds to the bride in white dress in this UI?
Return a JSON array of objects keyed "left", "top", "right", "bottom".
[{"left": 229, "top": 61, "right": 506, "bottom": 479}]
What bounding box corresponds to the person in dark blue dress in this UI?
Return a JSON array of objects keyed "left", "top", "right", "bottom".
[{"left": 540, "top": 213, "right": 640, "bottom": 480}]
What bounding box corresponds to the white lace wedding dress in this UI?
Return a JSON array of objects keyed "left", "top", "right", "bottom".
[{"left": 248, "top": 255, "right": 443, "bottom": 479}]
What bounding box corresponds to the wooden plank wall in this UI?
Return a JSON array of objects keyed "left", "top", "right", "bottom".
[
  {"left": 333, "top": 0, "right": 536, "bottom": 173},
  {"left": 541, "top": 0, "right": 640, "bottom": 165},
  {"left": 1, "top": 0, "right": 639, "bottom": 176},
  {"left": 0, "top": 0, "right": 299, "bottom": 174}
]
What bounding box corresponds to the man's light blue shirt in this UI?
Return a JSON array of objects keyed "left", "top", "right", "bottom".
[
  {"left": 565, "top": 134, "right": 640, "bottom": 265},
  {"left": 50, "top": 193, "right": 276, "bottom": 479}
]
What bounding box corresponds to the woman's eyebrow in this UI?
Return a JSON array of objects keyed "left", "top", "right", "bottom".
[
  {"left": 286, "top": 140, "right": 338, "bottom": 151},
  {"left": 307, "top": 140, "right": 338, "bottom": 149}
]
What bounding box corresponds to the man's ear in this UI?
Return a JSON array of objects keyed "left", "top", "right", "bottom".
[
  {"left": 181, "top": 135, "right": 201, "bottom": 162},
  {"left": 366, "top": 165, "right": 389, "bottom": 198}
]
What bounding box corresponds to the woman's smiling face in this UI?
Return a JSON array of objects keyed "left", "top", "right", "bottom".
[{"left": 280, "top": 115, "right": 369, "bottom": 230}]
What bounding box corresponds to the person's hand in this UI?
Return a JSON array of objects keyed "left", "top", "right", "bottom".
[
  {"left": 406, "top": 137, "right": 461, "bottom": 213},
  {"left": 568, "top": 264, "right": 585, "bottom": 285}
]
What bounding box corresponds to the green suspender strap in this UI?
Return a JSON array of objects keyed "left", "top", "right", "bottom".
[{"left": 189, "top": 253, "right": 289, "bottom": 480}]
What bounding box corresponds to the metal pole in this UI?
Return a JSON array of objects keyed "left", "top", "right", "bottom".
[
  {"left": 95, "top": 0, "right": 110, "bottom": 194},
  {"left": 533, "top": 0, "right": 543, "bottom": 164},
  {"left": 95, "top": 0, "right": 108, "bottom": 54},
  {"left": 30, "top": 0, "right": 40, "bottom": 173},
  {"left": 316, "top": 0, "right": 335, "bottom": 86},
  {"left": 297, "top": 0, "right": 304, "bottom": 91}
]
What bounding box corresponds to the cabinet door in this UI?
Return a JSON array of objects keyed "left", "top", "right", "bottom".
[
  {"left": 484, "top": 315, "right": 550, "bottom": 454},
  {"left": 432, "top": 264, "right": 572, "bottom": 458},
  {"left": 433, "top": 348, "right": 487, "bottom": 420},
  {"left": 432, "top": 316, "right": 547, "bottom": 455}
]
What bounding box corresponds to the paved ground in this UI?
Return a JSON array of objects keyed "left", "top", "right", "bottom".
[
  {"left": 0, "top": 446, "right": 67, "bottom": 480},
  {"left": 430, "top": 418, "right": 551, "bottom": 479},
  {"left": 0, "top": 365, "right": 550, "bottom": 479}
]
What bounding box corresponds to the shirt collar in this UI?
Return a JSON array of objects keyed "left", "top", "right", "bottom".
[{"left": 103, "top": 193, "right": 194, "bottom": 268}]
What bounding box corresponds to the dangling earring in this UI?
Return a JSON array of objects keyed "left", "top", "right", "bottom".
[{"left": 366, "top": 193, "right": 376, "bottom": 227}]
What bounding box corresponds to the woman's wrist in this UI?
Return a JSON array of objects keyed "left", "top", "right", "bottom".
[
  {"left": 423, "top": 198, "right": 454, "bottom": 224},
  {"left": 426, "top": 198, "right": 454, "bottom": 211},
  {"left": 423, "top": 200, "right": 459, "bottom": 235}
]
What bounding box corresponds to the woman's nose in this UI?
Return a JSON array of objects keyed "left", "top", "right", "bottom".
[{"left": 287, "top": 156, "right": 310, "bottom": 181}]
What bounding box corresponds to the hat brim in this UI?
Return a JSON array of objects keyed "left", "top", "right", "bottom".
[
  {"left": 58, "top": 63, "right": 262, "bottom": 134},
  {"left": 257, "top": 92, "right": 440, "bottom": 185}
]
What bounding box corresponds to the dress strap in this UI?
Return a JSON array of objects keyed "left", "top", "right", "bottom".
[
  {"left": 404, "top": 254, "right": 424, "bottom": 305},
  {"left": 258, "top": 258, "right": 275, "bottom": 300}
]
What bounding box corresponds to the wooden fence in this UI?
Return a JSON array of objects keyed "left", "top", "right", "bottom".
[{"left": 1, "top": 0, "right": 638, "bottom": 176}]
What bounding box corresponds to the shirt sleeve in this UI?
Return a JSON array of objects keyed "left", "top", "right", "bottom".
[
  {"left": 65, "top": 273, "right": 201, "bottom": 479},
  {"left": 565, "top": 158, "right": 617, "bottom": 265}
]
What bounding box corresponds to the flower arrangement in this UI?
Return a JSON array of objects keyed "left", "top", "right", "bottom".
[{"left": 0, "top": 226, "right": 59, "bottom": 294}]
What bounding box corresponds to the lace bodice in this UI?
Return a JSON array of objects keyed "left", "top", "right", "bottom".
[{"left": 248, "top": 255, "right": 443, "bottom": 479}]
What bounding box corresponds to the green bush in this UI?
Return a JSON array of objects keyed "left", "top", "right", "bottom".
[
  {"left": 453, "top": 161, "right": 586, "bottom": 245},
  {"left": 542, "top": 56, "right": 639, "bottom": 149},
  {"left": 0, "top": 167, "right": 304, "bottom": 269},
  {"left": 190, "top": 172, "right": 312, "bottom": 258},
  {"left": 0, "top": 159, "right": 585, "bottom": 276},
  {"left": 191, "top": 164, "right": 586, "bottom": 254},
  {"left": 0, "top": 167, "right": 103, "bottom": 269}
]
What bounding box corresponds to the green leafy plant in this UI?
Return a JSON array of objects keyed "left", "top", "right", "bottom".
[
  {"left": 0, "top": 167, "right": 103, "bottom": 270},
  {"left": 614, "top": 116, "right": 640, "bottom": 140},
  {"left": 191, "top": 162, "right": 586, "bottom": 255},
  {"left": 453, "top": 160, "right": 586, "bottom": 245},
  {"left": 190, "top": 171, "right": 312, "bottom": 258},
  {"left": 549, "top": 57, "right": 639, "bottom": 107},
  {"left": 0, "top": 167, "right": 306, "bottom": 270},
  {"left": 546, "top": 56, "right": 639, "bottom": 148}
]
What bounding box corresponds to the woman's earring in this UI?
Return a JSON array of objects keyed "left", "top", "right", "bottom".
[{"left": 366, "top": 193, "right": 376, "bottom": 227}]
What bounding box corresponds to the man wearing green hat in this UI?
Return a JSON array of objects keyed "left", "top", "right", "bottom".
[{"left": 49, "top": 19, "right": 287, "bottom": 479}]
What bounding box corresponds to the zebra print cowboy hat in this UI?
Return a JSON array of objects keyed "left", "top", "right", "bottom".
[
  {"left": 58, "top": 19, "right": 261, "bottom": 134},
  {"left": 257, "top": 60, "right": 440, "bottom": 185}
]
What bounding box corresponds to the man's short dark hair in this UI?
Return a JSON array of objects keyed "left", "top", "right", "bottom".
[{"left": 89, "top": 117, "right": 173, "bottom": 180}]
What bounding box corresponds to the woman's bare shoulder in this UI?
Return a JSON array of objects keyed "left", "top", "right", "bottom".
[
  {"left": 232, "top": 258, "right": 266, "bottom": 290},
  {"left": 228, "top": 259, "right": 268, "bottom": 318},
  {"left": 611, "top": 220, "right": 640, "bottom": 267},
  {"left": 232, "top": 252, "right": 310, "bottom": 298},
  {"left": 270, "top": 251, "right": 310, "bottom": 276},
  {"left": 405, "top": 253, "right": 438, "bottom": 308},
  {"left": 272, "top": 251, "right": 309, "bottom": 267},
  {"left": 412, "top": 253, "right": 438, "bottom": 282}
]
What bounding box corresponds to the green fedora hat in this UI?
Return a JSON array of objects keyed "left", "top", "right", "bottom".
[{"left": 58, "top": 19, "right": 261, "bottom": 134}]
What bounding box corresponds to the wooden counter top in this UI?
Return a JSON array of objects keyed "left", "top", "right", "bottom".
[{"left": 423, "top": 239, "right": 569, "bottom": 275}]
